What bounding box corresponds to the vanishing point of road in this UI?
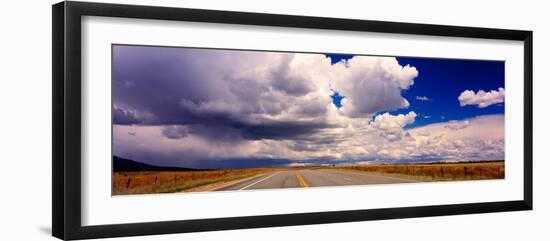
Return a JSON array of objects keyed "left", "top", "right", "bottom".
[{"left": 216, "top": 169, "right": 418, "bottom": 191}]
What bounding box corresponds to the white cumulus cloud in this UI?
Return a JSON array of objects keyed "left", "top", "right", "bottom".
[
  {"left": 416, "top": 96, "right": 431, "bottom": 101},
  {"left": 458, "top": 88, "right": 505, "bottom": 108},
  {"left": 370, "top": 111, "right": 417, "bottom": 141},
  {"left": 445, "top": 120, "right": 470, "bottom": 130},
  {"left": 331, "top": 57, "right": 418, "bottom": 117}
]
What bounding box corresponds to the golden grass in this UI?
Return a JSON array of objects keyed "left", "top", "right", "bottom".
[
  {"left": 336, "top": 161, "right": 504, "bottom": 181},
  {"left": 113, "top": 168, "right": 275, "bottom": 195},
  {"left": 113, "top": 161, "right": 504, "bottom": 195}
]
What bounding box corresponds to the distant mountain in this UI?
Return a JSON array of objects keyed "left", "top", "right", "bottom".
[{"left": 113, "top": 156, "right": 204, "bottom": 172}]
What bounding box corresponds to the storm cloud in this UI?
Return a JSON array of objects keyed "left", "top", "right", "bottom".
[{"left": 112, "top": 45, "right": 504, "bottom": 168}]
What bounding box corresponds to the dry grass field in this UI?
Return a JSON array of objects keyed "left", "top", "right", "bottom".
[
  {"left": 113, "top": 168, "right": 274, "bottom": 195},
  {"left": 113, "top": 161, "right": 504, "bottom": 195},
  {"left": 336, "top": 161, "right": 504, "bottom": 181}
]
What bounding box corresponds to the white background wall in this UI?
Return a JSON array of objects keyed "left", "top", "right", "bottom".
[{"left": 0, "top": 0, "right": 547, "bottom": 240}]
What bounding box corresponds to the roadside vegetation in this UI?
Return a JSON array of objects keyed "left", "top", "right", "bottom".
[
  {"left": 335, "top": 161, "right": 504, "bottom": 181},
  {"left": 113, "top": 169, "right": 272, "bottom": 195},
  {"left": 113, "top": 161, "right": 504, "bottom": 195}
]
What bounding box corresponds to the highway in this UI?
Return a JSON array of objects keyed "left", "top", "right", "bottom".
[{"left": 216, "top": 169, "right": 418, "bottom": 191}]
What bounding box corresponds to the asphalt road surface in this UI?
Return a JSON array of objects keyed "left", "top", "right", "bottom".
[{"left": 216, "top": 169, "right": 418, "bottom": 191}]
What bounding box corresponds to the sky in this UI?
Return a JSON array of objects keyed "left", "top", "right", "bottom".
[
  {"left": 326, "top": 54, "right": 505, "bottom": 128},
  {"left": 112, "top": 45, "right": 505, "bottom": 169}
]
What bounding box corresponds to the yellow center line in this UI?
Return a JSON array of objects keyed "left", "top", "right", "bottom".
[{"left": 295, "top": 171, "right": 309, "bottom": 188}]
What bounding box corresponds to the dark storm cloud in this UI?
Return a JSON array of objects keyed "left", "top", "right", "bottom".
[
  {"left": 269, "top": 54, "right": 315, "bottom": 96},
  {"left": 160, "top": 124, "right": 246, "bottom": 143},
  {"left": 112, "top": 106, "right": 142, "bottom": 125},
  {"left": 113, "top": 46, "right": 222, "bottom": 126},
  {"left": 159, "top": 120, "right": 333, "bottom": 142},
  {"left": 190, "top": 158, "right": 294, "bottom": 169},
  {"left": 112, "top": 105, "right": 152, "bottom": 125},
  {"left": 112, "top": 45, "right": 332, "bottom": 142},
  {"left": 234, "top": 120, "right": 333, "bottom": 140},
  {"left": 161, "top": 125, "right": 190, "bottom": 139}
]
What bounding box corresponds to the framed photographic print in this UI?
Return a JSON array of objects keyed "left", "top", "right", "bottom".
[{"left": 52, "top": 1, "right": 533, "bottom": 240}]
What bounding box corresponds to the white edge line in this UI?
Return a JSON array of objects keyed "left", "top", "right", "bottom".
[
  {"left": 208, "top": 173, "right": 266, "bottom": 191},
  {"left": 239, "top": 171, "right": 280, "bottom": 190}
]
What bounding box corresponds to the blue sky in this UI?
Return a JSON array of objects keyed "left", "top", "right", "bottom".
[
  {"left": 326, "top": 54, "right": 505, "bottom": 128},
  {"left": 113, "top": 45, "right": 506, "bottom": 168}
]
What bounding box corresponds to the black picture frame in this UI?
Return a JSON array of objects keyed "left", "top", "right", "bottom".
[{"left": 52, "top": 1, "right": 533, "bottom": 240}]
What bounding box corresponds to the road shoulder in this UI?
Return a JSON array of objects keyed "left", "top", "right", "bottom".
[{"left": 183, "top": 173, "right": 268, "bottom": 192}]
